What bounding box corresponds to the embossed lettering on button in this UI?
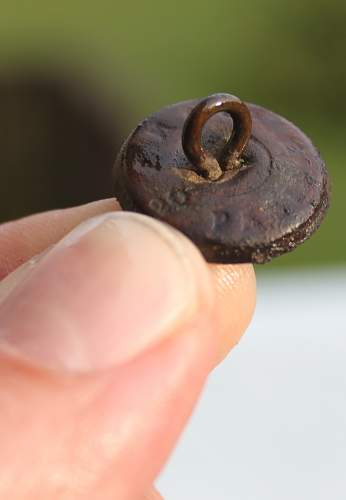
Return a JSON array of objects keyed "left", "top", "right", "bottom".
[{"left": 114, "top": 93, "right": 330, "bottom": 264}]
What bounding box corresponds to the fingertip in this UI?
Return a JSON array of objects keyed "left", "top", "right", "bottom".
[
  {"left": 0, "top": 212, "right": 216, "bottom": 373},
  {"left": 210, "top": 263, "right": 256, "bottom": 363}
]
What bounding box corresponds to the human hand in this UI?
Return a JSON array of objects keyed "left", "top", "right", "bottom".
[{"left": 0, "top": 199, "right": 256, "bottom": 499}]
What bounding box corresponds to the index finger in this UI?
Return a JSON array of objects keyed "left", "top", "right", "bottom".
[{"left": 0, "top": 198, "right": 119, "bottom": 279}]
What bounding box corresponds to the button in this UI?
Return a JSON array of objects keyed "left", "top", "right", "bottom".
[{"left": 114, "top": 93, "right": 330, "bottom": 264}]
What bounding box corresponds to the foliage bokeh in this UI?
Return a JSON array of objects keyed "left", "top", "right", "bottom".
[{"left": 0, "top": 0, "right": 344, "bottom": 267}]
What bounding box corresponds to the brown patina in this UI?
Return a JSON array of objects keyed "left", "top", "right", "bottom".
[{"left": 114, "top": 93, "right": 330, "bottom": 264}]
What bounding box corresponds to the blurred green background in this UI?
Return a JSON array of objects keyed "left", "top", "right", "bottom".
[{"left": 0, "top": 0, "right": 344, "bottom": 268}]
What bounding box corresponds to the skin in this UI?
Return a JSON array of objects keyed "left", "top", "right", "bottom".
[{"left": 0, "top": 199, "right": 256, "bottom": 499}]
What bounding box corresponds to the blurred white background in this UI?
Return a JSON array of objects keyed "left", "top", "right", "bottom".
[{"left": 158, "top": 269, "right": 346, "bottom": 499}]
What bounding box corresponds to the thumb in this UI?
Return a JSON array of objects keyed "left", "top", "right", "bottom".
[{"left": 0, "top": 212, "right": 217, "bottom": 500}]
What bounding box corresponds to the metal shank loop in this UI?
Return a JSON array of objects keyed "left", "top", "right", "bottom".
[{"left": 182, "top": 93, "right": 252, "bottom": 181}]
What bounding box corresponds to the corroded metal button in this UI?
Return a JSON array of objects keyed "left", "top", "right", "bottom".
[{"left": 114, "top": 93, "right": 330, "bottom": 264}]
